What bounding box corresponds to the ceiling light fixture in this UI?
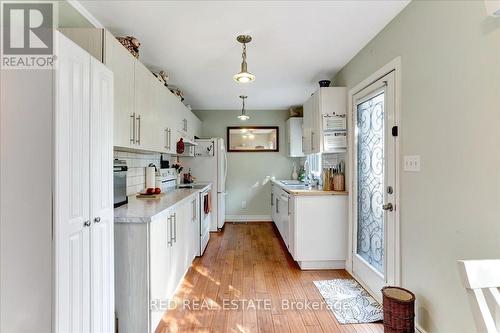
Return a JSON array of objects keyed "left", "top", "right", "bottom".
[
  {"left": 238, "top": 95, "right": 250, "bottom": 120},
  {"left": 233, "top": 35, "right": 255, "bottom": 83}
]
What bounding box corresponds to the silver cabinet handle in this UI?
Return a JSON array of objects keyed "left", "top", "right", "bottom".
[
  {"left": 276, "top": 198, "right": 279, "bottom": 214},
  {"left": 94, "top": 217, "right": 101, "bottom": 223},
  {"left": 192, "top": 200, "right": 196, "bottom": 221},
  {"left": 164, "top": 128, "right": 168, "bottom": 149},
  {"left": 382, "top": 203, "right": 393, "bottom": 211},
  {"left": 83, "top": 220, "right": 91, "bottom": 227},
  {"left": 271, "top": 192, "right": 274, "bottom": 206},
  {"left": 167, "top": 216, "right": 173, "bottom": 246},
  {"left": 172, "top": 213, "right": 177, "bottom": 243},
  {"left": 135, "top": 114, "right": 141, "bottom": 144},
  {"left": 130, "top": 113, "right": 136, "bottom": 143},
  {"left": 168, "top": 129, "right": 172, "bottom": 149},
  {"left": 311, "top": 131, "right": 314, "bottom": 151}
]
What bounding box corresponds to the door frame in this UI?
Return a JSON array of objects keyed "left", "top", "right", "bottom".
[{"left": 346, "top": 57, "right": 402, "bottom": 299}]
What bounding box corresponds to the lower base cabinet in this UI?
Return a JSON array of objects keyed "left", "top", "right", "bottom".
[
  {"left": 271, "top": 185, "right": 348, "bottom": 270},
  {"left": 115, "top": 196, "right": 198, "bottom": 333}
]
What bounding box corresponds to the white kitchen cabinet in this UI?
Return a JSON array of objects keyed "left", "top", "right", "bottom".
[
  {"left": 134, "top": 61, "right": 157, "bottom": 150},
  {"left": 60, "top": 28, "right": 202, "bottom": 155},
  {"left": 103, "top": 30, "right": 136, "bottom": 149},
  {"left": 271, "top": 182, "right": 347, "bottom": 270},
  {"left": 302, "top": 87, "right": 347, "bottom": 154},
  {"left": 149, "top": 211, "right": 173, "bottom": 331},
  {"left": 286, "top": 118, "right": 305, "bottom": 157},
  {"left": 89, "top": 58, "right": 115, "bottom": 333},
  {"left": 1, "top": 31, "right": 114, "bottom": 333},
  {"left": 55, "top": 33, "right": 115, "bottom": 333},
  {"left": 292, "top": 194, "right": 347, "bottom": 269},
  {"left": 115, "top": 196, "right": 200, "bottom": 333},
  {"left": 271, "top": 184, "right": 279, "bottom": 224},
  {"left": 55, "top": 33, "right": 91, "bottom": 333}
]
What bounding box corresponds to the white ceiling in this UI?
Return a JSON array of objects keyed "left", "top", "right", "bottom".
[{"left": 79, "top": 0, "right": 409, "bottom": 110}]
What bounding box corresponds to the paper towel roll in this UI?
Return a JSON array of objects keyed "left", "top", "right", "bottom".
[{"left": 145, "top": 167, "right": 156, "bottom": 189}]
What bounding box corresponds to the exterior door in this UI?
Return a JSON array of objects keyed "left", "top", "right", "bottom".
[
  {"left": 352, "top": 71, "right": 397, "bottom": 297},
  {"left": 90, "top": 58, "right": 115, "bottom": 333},
  {"left": 55, "top": 33, "right": 91, "bottom": 333}
]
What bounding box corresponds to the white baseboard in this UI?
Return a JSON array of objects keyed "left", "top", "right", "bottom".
[
  {"left": 225, "top": 215, "right": 272, "bottom": 222},
  {"left": 298, "top": 260, "right": 345, "bottom": 270}
]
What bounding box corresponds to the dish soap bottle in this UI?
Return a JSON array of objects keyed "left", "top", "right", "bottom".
[{"left": 291, "top": 163, "right": 298, "bottom": 180}]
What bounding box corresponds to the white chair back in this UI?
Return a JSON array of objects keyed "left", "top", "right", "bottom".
[{"left": 458, "top": 260, "right": 500, "bottom": 333}]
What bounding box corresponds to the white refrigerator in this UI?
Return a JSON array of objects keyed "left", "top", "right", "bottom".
[{"left": 180, "top": 138, "right": 227, "bottom": 231}]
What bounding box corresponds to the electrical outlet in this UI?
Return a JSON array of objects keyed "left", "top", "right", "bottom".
[
  {"left": 404, "top": 155, "right": 421, "bottom": 172},
  {"left": 241, "top": 201, "right": 247, "bottom": 208}
]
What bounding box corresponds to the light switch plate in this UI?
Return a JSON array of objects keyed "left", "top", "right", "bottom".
[{"left": 404, "top": 155, "right": 421, "bottom": 172}]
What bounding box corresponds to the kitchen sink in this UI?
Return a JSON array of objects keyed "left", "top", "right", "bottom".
[{"left": 280, "top": 180, "right": 306, "bottom": 186}]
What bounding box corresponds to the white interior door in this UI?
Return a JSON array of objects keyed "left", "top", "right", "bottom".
[
  {"left": 90, "top": 58, "right": 115, "bottom": 333},
  {"left": 352, "top": 71, "right": 397, "bottom": 297},
  {"left": 55, "top": 33, "right": 91, "bottom": 333}
]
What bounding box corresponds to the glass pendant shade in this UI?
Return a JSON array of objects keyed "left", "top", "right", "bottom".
[{"left": 234, "top": 61, "right": 255, "bottom": 83}]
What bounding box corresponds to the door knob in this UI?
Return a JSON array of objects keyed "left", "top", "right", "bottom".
[
  {"left": 83, "top": 220, "right": 91, "bottom": 227},
  {"left": 382, "top": 203, "right": 393, "bottom": 211},
  {"left": 94, "top": 217, "right": 101, "bottom": 223}
]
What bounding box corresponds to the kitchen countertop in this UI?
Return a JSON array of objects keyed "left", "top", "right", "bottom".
[
  {"left": 114, "top": 183, "right": 212, "bottom": 223},
  {"left": 272, "top": 179, "right": 348, "bottom": 196}
]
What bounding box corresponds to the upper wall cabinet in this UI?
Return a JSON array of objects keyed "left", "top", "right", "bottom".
[
  {"left": 59, "top": 28, "right": 202, "bottom": 154},
  {"left": 103, "top": 30, "right": 136, "bottom": 148},
  {"left": 286, "top": 118, "right": 305, "bottom": 157},
  {"left": 302, "top": 87, "right": 347, "bottom": 155}
]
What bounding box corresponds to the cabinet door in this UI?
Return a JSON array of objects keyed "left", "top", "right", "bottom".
[
  {"left": 287, "top": 118, "right": 305, "bottom": 157},
  {"left": 151, "top": 80, "right": 169, "bottom": 153},
  {"left": 134, "top": 61, "right": 156, "bottom": 150},
  {"left": 168, "top": 208, "right": 184, "bottom": 294},
  {"left": 104, "top": 31, "right": 135, "bottom": 149},
  {"left": 149, "top": 213, "right": 172, "bottom": 331},
  {"left": 288, "top": 197, "right": 296, "bottom": 258},
  {"left": 90, "top": 58, "right": 115, "bottom": 333},
  {"left": 302, "top": 97, "right": 313, "bottom": 155},
  {"left": 271, "top": 185, "right": 277, "bottom": 223},
  {"left": 311, "top": 92, "right": 321, "bottom": 154},
  {"left": 55, "top": 33, "right": 91, "bottom": 333}
]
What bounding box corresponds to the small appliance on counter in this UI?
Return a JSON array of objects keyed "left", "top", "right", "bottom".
[{"left": 113, "top": 159, "right": 128, "bottom": 208}]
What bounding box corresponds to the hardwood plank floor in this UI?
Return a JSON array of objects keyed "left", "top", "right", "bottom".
[{"left": 156, "top": 222, "right": 383, "bottom": 333}]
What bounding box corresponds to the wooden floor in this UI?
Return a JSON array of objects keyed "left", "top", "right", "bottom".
[{"left": 156, "top": 222, "right": 383, "bottom": 333}]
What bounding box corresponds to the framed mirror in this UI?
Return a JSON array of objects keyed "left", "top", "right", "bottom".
[{"left": 227, "top": 126, "right": 279, "bottom": 152}]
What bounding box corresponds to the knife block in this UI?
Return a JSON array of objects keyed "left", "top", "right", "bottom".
[{"left": 333, "top": 174, "right": 345, "bottom": 191}]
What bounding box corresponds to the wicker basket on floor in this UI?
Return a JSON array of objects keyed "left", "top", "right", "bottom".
[{"left": 382, "top": 286, "right": 415, "bottom": 333}]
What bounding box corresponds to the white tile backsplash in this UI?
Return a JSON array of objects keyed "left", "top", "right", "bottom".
[{"left": 114, "top": 150, "right": 172, "bottom": 196}]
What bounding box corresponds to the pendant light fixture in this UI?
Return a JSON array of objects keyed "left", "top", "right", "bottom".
[
  {"left": 233, "top": 35, "right": 255, "bottom": 83},
  {"left": 238, "top": 95, "right": 250, "bottom": 120}
]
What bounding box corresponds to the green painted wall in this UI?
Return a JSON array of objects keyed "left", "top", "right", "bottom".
[
  {"left": 333, "top": 1, "right": 500, "bottom": 332},
  {"left": 194, "top": 110, "right": 295, "bottom": 219}
]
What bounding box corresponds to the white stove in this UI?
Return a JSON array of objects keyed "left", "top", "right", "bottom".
[{"left": 156, "top": 168, "right": 177, "bottom": 192}]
